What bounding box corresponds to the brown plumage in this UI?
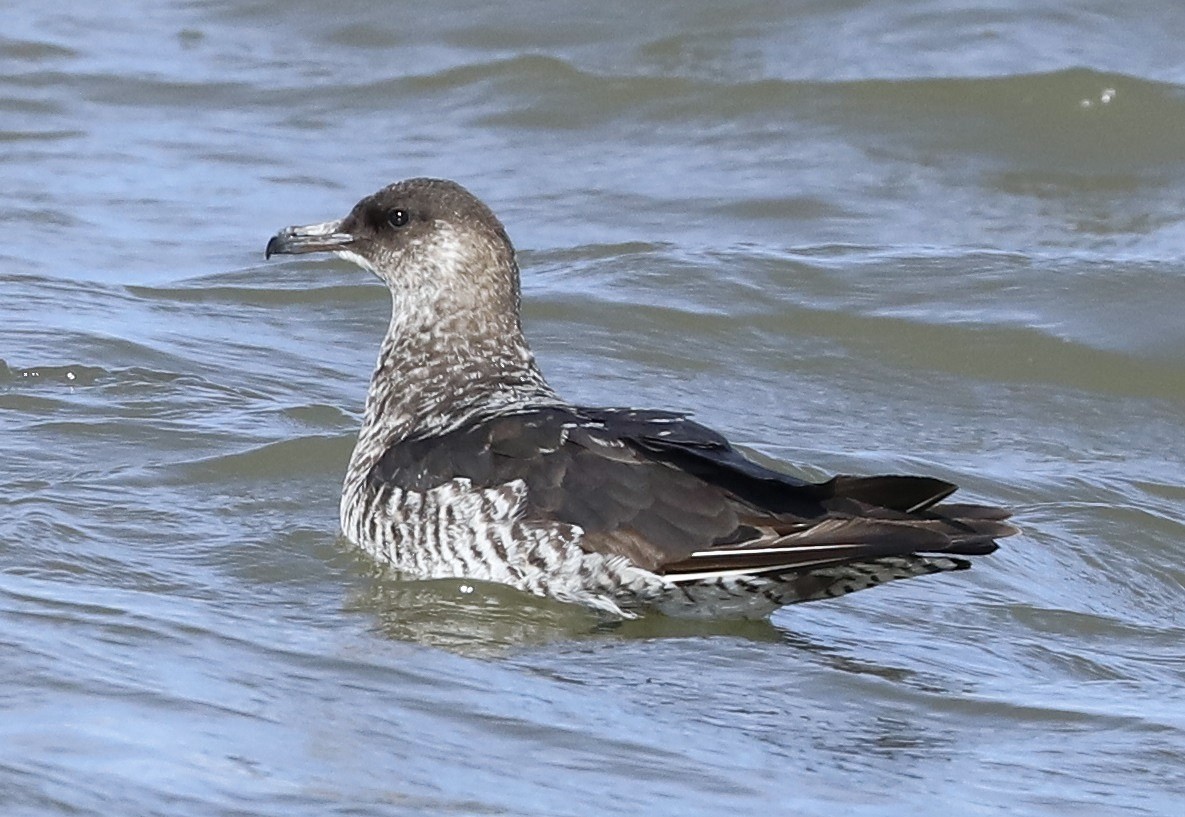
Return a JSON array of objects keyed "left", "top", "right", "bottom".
[
  {"left": 266, "top": 178, "right": 1017, "bottom": 618},
  {"left": 369, "top": 406, "right": 1014, "bottom": 584}
]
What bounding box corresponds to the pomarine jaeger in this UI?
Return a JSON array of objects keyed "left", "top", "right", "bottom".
[{"left": 265, "top": 178, "right": 1016, "bottom": 619}]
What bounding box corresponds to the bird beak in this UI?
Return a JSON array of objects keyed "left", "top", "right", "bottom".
[{"left": 265, "top": 219, "right": 355, "bottom": 259}]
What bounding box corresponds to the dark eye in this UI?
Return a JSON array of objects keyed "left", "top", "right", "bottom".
[{"left": 386, "top": 209, "right": 409, "bottom": 228}]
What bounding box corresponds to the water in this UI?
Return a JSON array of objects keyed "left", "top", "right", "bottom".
[{"left": 3, "top": 2, "right": 1184, "bottom": 815}]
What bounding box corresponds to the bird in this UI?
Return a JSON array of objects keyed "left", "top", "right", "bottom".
[{"left": 265, "top": 178, "right": 1016, "bottom": 619}]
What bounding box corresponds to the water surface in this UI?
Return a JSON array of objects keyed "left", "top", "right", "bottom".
[{"left": 3, "top": 2, "right": 1184, "bottom": 815}]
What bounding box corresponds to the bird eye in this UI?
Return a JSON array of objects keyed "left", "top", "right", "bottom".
[{"left": 386, "top": 209, "right": 409, "bottom": 228}]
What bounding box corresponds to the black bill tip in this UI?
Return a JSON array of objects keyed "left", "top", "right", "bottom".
[{"left": 264, "top": 220, "right": 354, "bottom": 260}]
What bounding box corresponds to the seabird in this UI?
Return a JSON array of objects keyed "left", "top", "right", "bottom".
[{"left": 265, "top": 178, "right": 1016, "bottom": 619}]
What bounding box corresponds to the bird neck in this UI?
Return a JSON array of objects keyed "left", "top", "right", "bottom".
[{"left": 343, "top": 290, "right": 561, "bottom": 491}]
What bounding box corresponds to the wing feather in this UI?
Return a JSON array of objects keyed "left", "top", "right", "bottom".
[{"left": 368, "top": 405, "right": 1015, "bottom": 579}]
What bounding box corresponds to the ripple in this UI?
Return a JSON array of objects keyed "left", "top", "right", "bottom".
[
  {"left": 0, "top": 360, "right": 107, "bottom": 386},
  {"left": 0, "top": 36, "right": 77, "bottom": 62},
  {"left": 176, "top": 434, "right": 353, "bottom": 483}
]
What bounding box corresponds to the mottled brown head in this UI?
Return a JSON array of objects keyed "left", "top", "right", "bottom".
[{"left": 266, "top": 178, "right": 520, "bottom": 317}]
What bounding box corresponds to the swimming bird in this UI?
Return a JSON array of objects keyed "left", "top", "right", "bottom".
[{"left": 265, "top": 178, "right": 1016, "bottom": 618}]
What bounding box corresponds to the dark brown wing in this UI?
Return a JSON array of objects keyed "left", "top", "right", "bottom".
[{"left": 368, "top": 406, "right": 1016, "bottom": 578}]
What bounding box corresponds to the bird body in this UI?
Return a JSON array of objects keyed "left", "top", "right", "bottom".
[{"left": 266, "top": 178, "right": 1016, "bottom": 619}]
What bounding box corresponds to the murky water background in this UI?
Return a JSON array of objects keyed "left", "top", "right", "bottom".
[{"left": 3, "top": 2, "right": 1184, "bottom": 815}]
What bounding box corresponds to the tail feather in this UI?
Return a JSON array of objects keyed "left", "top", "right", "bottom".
[
  {"left": 820, "top": 475, "right": 957, "bottom": 512},
  {"left": 662, "top": 481, "right": 1016, "bottom": 586}
]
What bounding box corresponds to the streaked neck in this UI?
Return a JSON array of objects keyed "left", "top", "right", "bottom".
[{"left": 344, "top": 290, "right": 561, "bottom": 489}]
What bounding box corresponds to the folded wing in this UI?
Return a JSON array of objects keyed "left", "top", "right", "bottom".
[{"left": 368, "top": 406, "right": 1017, "bottom": 582}]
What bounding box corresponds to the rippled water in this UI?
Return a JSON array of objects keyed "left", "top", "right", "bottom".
[{"left": 4, "top": 2, "right": 1184, "bottom": 815}]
